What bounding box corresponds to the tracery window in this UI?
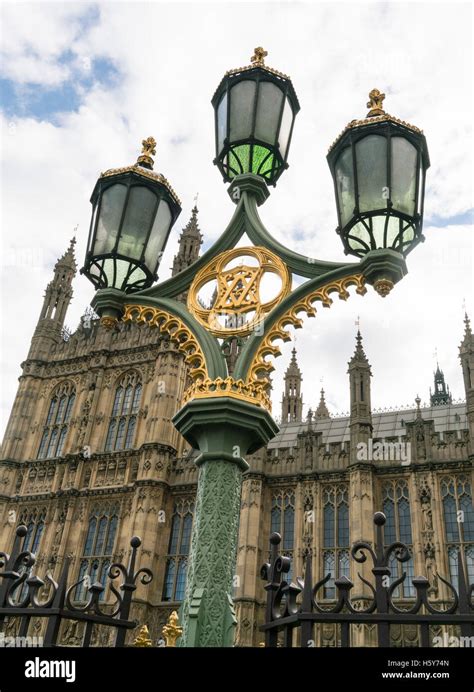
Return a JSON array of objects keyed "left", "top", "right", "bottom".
[
  {"left": 162, "top": 499, "right": 194, "bottom": 602},
  {"left": 37, "top": 382, "right": 75, "bottom": 459},
  {"left": 322, "top": 485, "right": 350, "bottom": 599},
  {"left": 19, "top": 508, "right": 46, "bottom": 555},
  {"left": 441, "top": 475, "right": 474, "bottom": 590},
  {"left": 13, "top": 509, "right": 46, "bottom": 602},
  {"left": 75, "top": 504, "right": 119, "bottom": 601},
  {"left": 270, "top": 490, "right": 295, "bottom": 582},
  {"left": 382, "top": 479, "right": 415, "bottom": 598},
  {"left": 105, "top": 372, "right": 142, "bottom": 452}
]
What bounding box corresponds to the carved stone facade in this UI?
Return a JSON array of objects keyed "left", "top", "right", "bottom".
[{"left": 1, "top": 225, "right": 473, "bottom": 647}]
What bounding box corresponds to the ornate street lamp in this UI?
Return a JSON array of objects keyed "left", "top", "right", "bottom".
[
  {"left": 327, "top": 89, "right": 430, "bottom": 263},
  {"left": 81, "top": 137, "right": 181, "bottom": 293},
  {"left": 212, "top": 47, "right": 300, "bottom": 186},
  {"left": 80, "top": 52, "right": 430, "bottom": 647}
]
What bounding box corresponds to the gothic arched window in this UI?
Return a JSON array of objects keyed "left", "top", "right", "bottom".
[
  {"left": 441, "top": 475, "right": 474, "bottom": 590},
  {"left": 13, "top": 509, "right": 46, "bottom": 603},
  {"left": 75, "top": 504, "right": 119, "bottom": 602},
  {"left": 162, "top": 499, "right": 194, "bottom": 602},
  {"left": 270, "top": 490, "right": 295, "bottom": 582},
  {"left": 37, "top": 383, "right": 75, "bottom": 459},
  {"left": 19, "top": 508, "right": 46, "bottom": 555},
  {"left": 382, "top": 479, "right": 415, "bottom": 598},
  {"left": 105, "top": 372, "right": 142, "bottom": 452},
  {"left": 322, "top": 485, "right": 350, "bottom": 599}
]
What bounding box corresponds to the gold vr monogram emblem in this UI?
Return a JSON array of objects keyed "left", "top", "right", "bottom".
[{"left": 188, "top": 246, "right": 291, "bottom": 337}]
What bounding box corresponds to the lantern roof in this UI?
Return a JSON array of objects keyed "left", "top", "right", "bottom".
[
  {"left": 212, "top": 47, "right": 300, "bottom": 112},
  {"left": 98, "top": 137, "right": 181, "bottom": 206},
  {"left": 327, "top": 89, "right": 425, "bottom": 156}
]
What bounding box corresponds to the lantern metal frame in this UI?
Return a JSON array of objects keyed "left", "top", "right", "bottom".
[
  {"left": 327, "top": 117, "right": 430, "bottom": 259},
  {"left": 212, "top": 61, "right": 300, "bottom": 186},
  {"left": 82, "top": 165, "right": 181, "bottom": 294}
]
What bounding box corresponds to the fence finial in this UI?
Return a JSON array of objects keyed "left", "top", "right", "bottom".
[
  {"left": 162, "top": 610, "right": 183, "bottom": 647},
  {"left": 133, "top": 624, "right": 152, "bottom": 647}
]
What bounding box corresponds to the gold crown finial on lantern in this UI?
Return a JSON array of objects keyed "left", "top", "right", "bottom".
[
  {"left": 137, "top": 136, "right": 157, "bottom": 169},
  {"left": 251, "top": 46, "right": 268, "bottom": 66},
  {"left": 366, "top": 89, "right": 386, "bottom": 117}
]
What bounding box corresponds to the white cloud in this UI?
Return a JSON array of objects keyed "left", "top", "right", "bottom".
[{"left": 0, "top": 1, "right": 472, "bottom": 435}]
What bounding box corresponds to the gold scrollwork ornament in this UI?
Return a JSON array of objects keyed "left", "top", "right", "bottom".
[{"left": 188, "top": 246, "right": 291, "bottom": 337}]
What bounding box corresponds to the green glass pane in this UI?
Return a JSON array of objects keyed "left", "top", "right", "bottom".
[
  {"left": 255, "top": 81, "right": 283, "bottom": 145},
  {"left": 145, "top": 200, "right": 171, "bottom": 270},
  {"left": 120, "top": 186, "right": 156, "bottom": 260},
  {"left": 252, "top": 144, "right": 273, "bottom": 177},
  {"left": 217, "top": 92, "right": 227, "bottom": 154},
  {"left": 391, "top": 137, "right": 417, "bottom": 215},
  {"left": 96, "top": 184, "right": 127, "bottom": 255},
  {"left": 278, "top": 97, "right": 293, "bottom": 159},
  {"left": 356, "top": 135, "right": 387, "bottom": 213},
  {"left": 335, "top": 147, "right": 355, "bottom": 227},
  {"left": 230, "top": 80, "right": 256, "bottom": 141},
  {"left": 228, "top": 144, "right": 250, "bottom": 176},
  {"left": 228, "top": 143, "right": 278, "bottom": 181}
]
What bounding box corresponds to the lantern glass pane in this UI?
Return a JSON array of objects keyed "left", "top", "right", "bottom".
[
  {"left": 102, "top": 258, "right": 116, "bottom": 286},
  {"left": 348, "top": 236, "right": 366, "bottom": 253},
  {"left": 230, "top": 80, "right": 256, "bottom": 141},
  {"left": 335, "top": 147, "right": 355, "bottom": 227},
  {"left": 88, "top": 204, "right": 98, "bottom": 254},
  {"left": 278, "top": 97, "right": 293, "bottom": 158},
  {"left": 356, "top": 135, "right": 387, "bottom": 213},
  {"left": 145, "top": 200, "right": 171, "bottom": 269},
  {"left": 391, "top": 137, "right": 417, "bottom": 215},
  {"left": 349, "top": 221, "right": 371, "bottom": 251},
  {"left": 386, "top": 215, "right": 401, "bottom": 248},
  {"left": 120, "top": 186, "right": 157, "bottom": 261},
  {"left": 217, "top": 92, "right": 227, "bottom": 153},
  {"left": 371, "top": 216, "right": 386, "bottom": 247},
  {"left": 95, "top": 184, "right": 127, "bottom": 254},
  {"left": 401, "top": 226, "right": 415, "bottom": 252},
  {"left": 417, "top": 163, "right": 423, "bottom": 215},
  {"left": 126, "top": 264, "right": 147, "bottom": 288},
  {"left": 255, "top": 81, "right": 284, "bottom": 145}
]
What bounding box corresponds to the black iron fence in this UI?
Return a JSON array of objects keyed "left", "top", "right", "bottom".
[
  {"left": 0, "top": 525, "right": 153, "bottom": 647},
  {"left": 261, "top": 512, "right": 474, "bottom": 647}
]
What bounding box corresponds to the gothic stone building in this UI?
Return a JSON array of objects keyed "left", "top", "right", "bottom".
[{"left": 1, "top": 208, "right": 473, "bottom": 647}]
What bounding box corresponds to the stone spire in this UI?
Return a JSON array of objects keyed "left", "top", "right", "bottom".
[
  {"left": 459, "top": 312, "right": 474, "bottom": 459},
  {"left": 463, "top": 312, "right": 472, "bottom": 339},
  {"left": 430, "top": 364, "right": 452, "bottom": 406},
  {"left": 315, "top": 388, "right": 330, "bottom": 419},
  {"left": 171, "top": 205, "right": 203, "bottom": 276},
  {"left": 28, "top": 238, "right": 77, "bottom": 359},
  {"left": 349, "top": 330, "right": 369, "bottom": 365},
  {"left": 281, "top": 348, "right": 303, "bottom": 423},
  {"left": 348, "top": 330, "right": 372, "bottom": 461}
]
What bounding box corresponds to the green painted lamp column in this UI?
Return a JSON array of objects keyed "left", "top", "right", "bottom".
[{"left": 173, "top": 396, "right": 278, "bottom": 647}]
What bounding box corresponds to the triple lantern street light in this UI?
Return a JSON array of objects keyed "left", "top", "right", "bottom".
[{"left": 80, "top": 48, "right": 430, "bottom": 647}]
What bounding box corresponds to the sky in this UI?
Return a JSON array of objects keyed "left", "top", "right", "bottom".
[{"left": 0, "top": 0, "right": 473, "bottom": 435}]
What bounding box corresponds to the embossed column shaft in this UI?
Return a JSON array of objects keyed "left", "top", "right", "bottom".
[{"left": 172, "top": 396, "right": 278, "bottom": 647}]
